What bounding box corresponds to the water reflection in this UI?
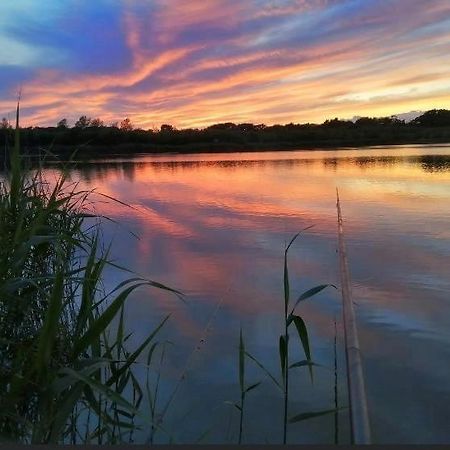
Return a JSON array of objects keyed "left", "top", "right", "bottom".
[
  {"left": 47, "top": 146, "right": 450, "bottom": 443},
  {"left": 47, "top": 152, "right": 450, "bottom": 181},
  {"left": 419, "top": 154, "right": 450, "bottom": 172}
]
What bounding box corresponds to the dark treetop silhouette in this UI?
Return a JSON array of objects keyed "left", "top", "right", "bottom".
[{"left": 1, "top": 109, "right": 450, "bottom": 158}]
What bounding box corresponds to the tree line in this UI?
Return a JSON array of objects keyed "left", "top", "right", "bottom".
[{"left": 1, "top": 109, "right": 450, "bottom": 155}]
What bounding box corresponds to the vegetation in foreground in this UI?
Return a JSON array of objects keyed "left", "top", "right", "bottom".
[
  {"left": 0, "top": 107, "right": 180, "bottom": 443},
  {"left": 1, "top": 107, "right": 340, "bottom": 444},
  {"left": 1, "top": 109, "right": 450, "bottom": 157}
]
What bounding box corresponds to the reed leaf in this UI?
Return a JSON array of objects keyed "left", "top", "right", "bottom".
[
  {"left": 244, "top": 351, "right": 282, "bottom": 390},
  {"left": 290, "top": 284, "right": 336, "bottom": 316},
  {"left": 72, "top": 282, "right": 150, "bottom": 359},
  {"left": 289, "top": 408, "right": 338, "bottom": 423},
  {"left": 279, "top": 335, "right": 287, "bottom": 383},
  {"left": 239, "top": 328, "right": 245, "bottom": 393}
]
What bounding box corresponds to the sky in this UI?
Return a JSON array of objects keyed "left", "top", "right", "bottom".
[{"left": 1, "top": 0, "right": 450, "bottom": 129}]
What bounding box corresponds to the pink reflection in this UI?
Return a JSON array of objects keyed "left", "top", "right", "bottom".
[{"left": 59, "top": 147, "right": 450, "bottom": 346}]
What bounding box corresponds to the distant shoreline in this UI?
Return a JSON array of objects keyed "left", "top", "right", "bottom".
[
  {"left": 2, "top": 109, "right": 450, "bottom": 159},
  {"left": 20, "top": 137, "right": 450, "bottom": 159}
]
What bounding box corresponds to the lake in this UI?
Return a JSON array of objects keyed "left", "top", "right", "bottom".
[{"left": 50, "top": 145, "right": 450, "bottom": 444}]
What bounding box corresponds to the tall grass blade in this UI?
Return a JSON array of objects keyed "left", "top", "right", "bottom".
[
  {"left": 279, "top": 335, "right": 287, "bottom": 383},
  {"left": 238, "top": 328, "right": 245, "bottom": 444},
  {"left": 239, "top": 328, "right": 245, "bottom": 393},
  {"left": 291, "top": 315, "right": 313, "bottom": 382},
  {"left": 35, "top": 269, "right": 65, "bottom": 378},
  {"left": 289, "top": 408, "right": 338, "bottom": 423},
  {"left": 72, "top": 282, "right": 149, "bottom": 359},
  {"left": 290, "top": 284, "right": 335, "bottom": 316},
  {"left": 106, "top": 315, "right": 169, "bottom": 387},
  {"left": 334, "top": 317, "right": 339, "bottom": 445},
  {"left": 244, "top": 351, "right": 282, "bottom": 390}
]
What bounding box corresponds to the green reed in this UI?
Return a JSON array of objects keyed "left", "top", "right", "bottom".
[
  {"left": 280, "top": 229, "right": 336, "bottom": 444},
  {"left": 0, "top": 105, "right": 180, "bottom": 444},
  {"left": 236, "top": 329, "right": 261, "bottom": 444},
  {"left": 231, "top": 232, "right": 337, "bottom": 444}
]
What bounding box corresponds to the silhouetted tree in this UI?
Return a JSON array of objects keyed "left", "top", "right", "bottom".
[
  {"left": 207, "top": 122, "right": 237, "bottom": 131},
  {"left": 0, "top": 118, "right": 11, "bottom": 129},
  {"left": 237, "top": 123, "right": 256, "bottom": 132},
  {"left": 120, "top": 118, "right": 133, "bottom": 131},
  {"left": 56, "top": 118, "right": 68, "bottom": 128},
  {"left": 160, "top": 124, "right": 175, "bottom": 132},
  {"left": 355, "top": 116, "right": 403, "bottom": 126},
  {"left": 323, "top": 118, "right": 353, "bottom": 128},
  {"left": 412, "top": 109, "right": 450, "bottom": 127},
  {"left": 90, "top": 118, "right": 104, "bottom": 128},
  {"left": 74, "top": 115, "right": 91, "bottom": 129},
  {"left": 4, "top": 108, "right": 450, "bottom": 155}
]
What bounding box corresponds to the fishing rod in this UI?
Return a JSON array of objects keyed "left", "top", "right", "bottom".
[{"left": 336, "top": 188, "right": 371, "bottom": 444}]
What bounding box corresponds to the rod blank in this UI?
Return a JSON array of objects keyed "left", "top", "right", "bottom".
[{"left": 336, "top": 188, "right": 371, "bottom": 444}]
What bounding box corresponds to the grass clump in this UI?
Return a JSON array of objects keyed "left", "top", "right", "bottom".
[{"left": 0, "top": 106, "right": 178, "bottom": 444}]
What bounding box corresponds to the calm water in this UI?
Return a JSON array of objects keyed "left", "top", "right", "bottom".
[{"left": 57, "top": 145, "right": 449, "bottom": 444}]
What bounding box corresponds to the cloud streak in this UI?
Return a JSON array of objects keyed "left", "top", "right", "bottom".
[{"left": 0, "top": 0, "right": 450, "bottom": 127}]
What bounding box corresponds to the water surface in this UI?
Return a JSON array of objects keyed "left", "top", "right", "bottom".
[{"left": 60, "top": 145, "right": 450, "bottom": 444}]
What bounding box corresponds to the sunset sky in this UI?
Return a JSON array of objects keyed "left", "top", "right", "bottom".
[{"left": 1, "top": 0, "right": 450, "bottom": 129}]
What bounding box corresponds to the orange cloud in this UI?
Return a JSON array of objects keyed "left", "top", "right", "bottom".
[{"left": 1, "top": 0, "right": 450, "bottom": 128}]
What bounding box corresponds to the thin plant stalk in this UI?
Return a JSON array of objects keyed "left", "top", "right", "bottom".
[
  {"left": 235, "top": 328, "right": 260, "bottom": 445},
  {"left": 279, "top": 229, "right": 335, "bottom": 444},
  {"left": 334, "top": 317, "right": 339, "bottom": 445},
  {"left": 238, "top": 329, "right": 245, "bottom": 444}
]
